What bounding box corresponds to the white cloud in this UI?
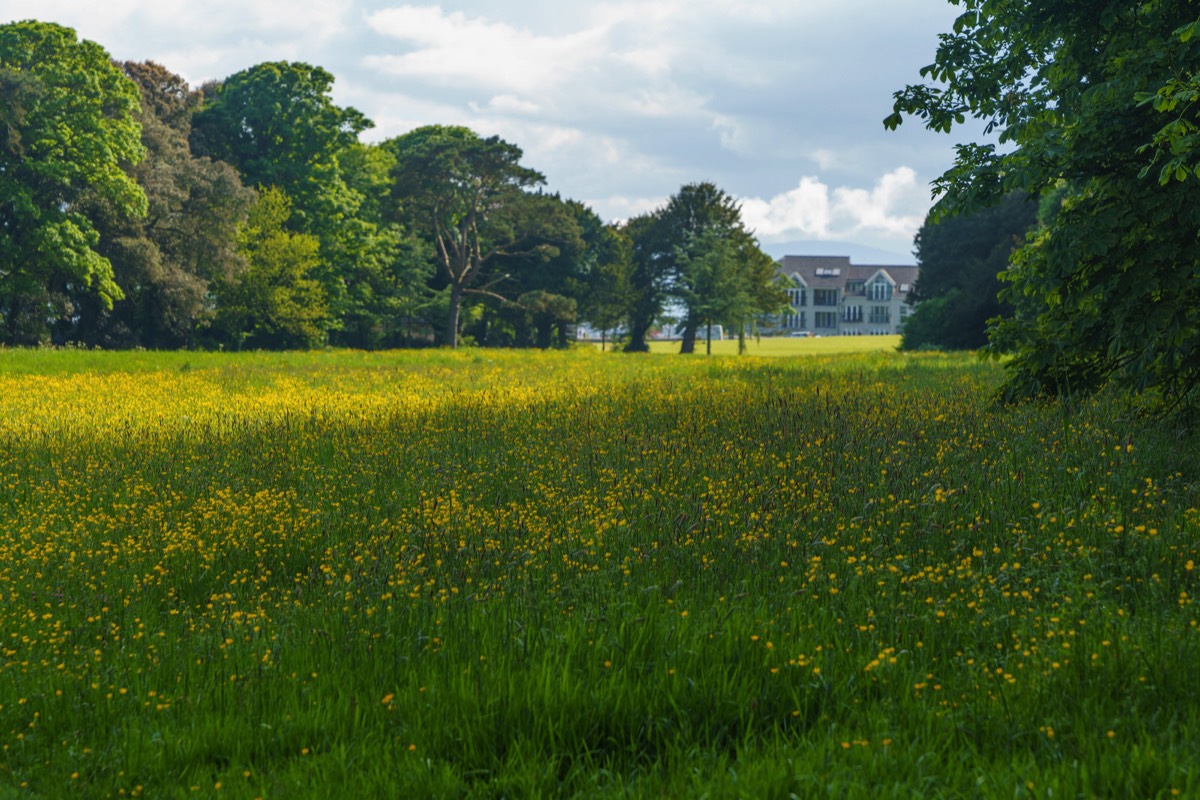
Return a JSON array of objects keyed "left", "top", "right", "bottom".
[
  {"left": 364, "top": 4, "right": 736, "bottom": 127},
  {"left": 613, "top": 45, "right": 676, "bottom": 77},
  {"left": 2, "top": 0, "right": 352, "bottom": 84},
  {"left": 176, "top": 0, "right": 350, "bottom": 39},
  {"left": 740, "top": 167, "right": 929, "bottom": 247},
  {"left": 364, "top": 6, "right": 608, "bottom": 95},
  {"left": 830, "top": 167, "right": 927, "bottom": 238},
  {"left": 740, "top": 177, "right": 833, "bottom": 240},
  {"left": 712, "top": 113, "right": 751, "bottom": 155},
  {"left": 588, "top": 195, "right": 670, "bottom": 224},
  {"left": 469, "top": 95, "right": 542, "bottom": 116},
  {"left": 810, "top": 149, "right": 838, "bottom": 170},
  {"left": 623, "top": 85, "right": 707, "bottom": 118},
  {"left": 21, "top": 0, "right": 350, "bottom": 42}
]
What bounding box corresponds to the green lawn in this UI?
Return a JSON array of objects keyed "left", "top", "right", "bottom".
[
  {"left": 0, "top": 347, "right": 1196, "bottom": 797},
  {"left": 616, "top": 334, "right": 903, "bottom": 356}
]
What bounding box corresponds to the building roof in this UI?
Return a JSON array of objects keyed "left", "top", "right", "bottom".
[{"left": 777, "top": 255, "right": 919, "bottom": 289}]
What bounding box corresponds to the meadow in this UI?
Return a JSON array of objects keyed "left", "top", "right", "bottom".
[{"left": 0, "top": 345, "right": 1196, "bottom": 798}]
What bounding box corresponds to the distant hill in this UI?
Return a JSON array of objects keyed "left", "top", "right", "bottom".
[{"left": 757, "top": 240, "right": 915, "bottom": 266}]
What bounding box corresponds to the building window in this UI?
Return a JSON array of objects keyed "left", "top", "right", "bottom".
[
  {"left": 814, "top": 311, "right": 837, "bottom": 329},
  {"left": 843, "top": 305, "right": 862, "bottom": 322},
  {"left": 845, "top": 280, "right": 865, "bottom": 296},
  {"left": 868, "top": 280, "right": 892, "bottom": 301},
  {"left": 788, "top": 287, "right": 807, "bottom": 307},
  {"left": 786, "top": 311, "right": 806, "bottom": 329},
  {"left": 814, "top": 288, "right": 839, "bottom": 306},
  {"left": 869, "top": 305, "right": 891, "bottom": 324}
]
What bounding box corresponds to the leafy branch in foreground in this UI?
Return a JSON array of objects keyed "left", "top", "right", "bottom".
[{"left": 888, "top": 1, "right": 1200, "bottom": 409}]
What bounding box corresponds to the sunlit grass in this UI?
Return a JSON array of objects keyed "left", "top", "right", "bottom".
[
  {"left": 0, "top": 347, "right": 1196, "bottom": 797},
  {"left": 641, "top": 334, "right": 901, "bottom": 356}
]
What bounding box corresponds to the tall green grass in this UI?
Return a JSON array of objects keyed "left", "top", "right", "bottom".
[{"left": 0, "top": 348, "right": 1196, "bottom": 797}]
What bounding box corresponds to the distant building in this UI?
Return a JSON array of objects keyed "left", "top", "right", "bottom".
[{"left": 769, "top": 255, "right": 918, "bottom": 336}]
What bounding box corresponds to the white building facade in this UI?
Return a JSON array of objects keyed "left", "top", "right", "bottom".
[{"left": 771, "top": 256, "right": 918, "bottom": 336}]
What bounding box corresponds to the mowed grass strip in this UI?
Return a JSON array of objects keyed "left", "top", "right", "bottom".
[
  {"left": 0, "top": 348, "right": 1196, "bottom": 798},
  {"left": 638, "top": 334, "right": 902, "bottom": 356}
]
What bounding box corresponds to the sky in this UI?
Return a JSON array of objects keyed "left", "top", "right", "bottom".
[{"left": 0, "top": 1, "right": 978, "bottom": 263}]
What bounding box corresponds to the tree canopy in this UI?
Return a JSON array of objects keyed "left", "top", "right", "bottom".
[
  {"left": 75, "top": 61, "right": 255, "bottom": 348},
  {"left": 384, "top": 125, "right": 556, "bottom": 348},
  {"left": 887, "top": 0, "right": 1200, "bottom": 405},
  {"left": 190, "top": 61, "right": 370, "bottom": 221},
  {"left": 622, "top": 182, "right": 785, "bottom": 353},
  {"left": 213, "top": 187, "right": 329, "bottom": 349},
  {"left": 189, "top": 60, "right": 424, "bottom": 346},
  {"left": 900, "top": 192, "right": 1038, "bottom": 351},
  {"left": 0, "top": 21, "right": 146, "bottom": 344}
]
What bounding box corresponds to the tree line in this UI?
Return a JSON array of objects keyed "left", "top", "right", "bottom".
[{"left": 0, "top": 21, "right": 785, "bottom": 351}]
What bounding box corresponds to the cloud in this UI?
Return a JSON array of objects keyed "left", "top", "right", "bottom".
[
  {"left": 739, "top": 167, "right": 928, "bottom": 246},
  {"left": 5, "top": 0, "right": 353, "bottom": 84},
  {"left": 469, "top": 95, "right": 542, "bottom": 116},
  {"left": 362, "top": 4, "right": 750, "bottom": 124},
  {"left": 739, "top": 177, "right": 833, "bottom": 240},
  {"left": 23, "top": 0, "right": 351, "bottom": 43},
  {"left": 810, "top": 149, "right": 838, "bottom": 170},
  {"left": 364, "top": 6, "right": 608, "bottom": 95},
  {"left": 830, "top": 167, "right": 927, "bottom": 238},
  {"left": 587, "top": 194, "right": 670, "bottom": 224}
]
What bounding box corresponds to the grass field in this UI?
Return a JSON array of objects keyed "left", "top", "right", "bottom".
[
  {"left": 618, "top": 334, "right": 901, "bottom": 356},
  {"left": 0, "top": 347, "right": 1197, "bottom": 798}
]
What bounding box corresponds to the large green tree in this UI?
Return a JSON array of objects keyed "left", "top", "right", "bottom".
[
  {"left": 674, "top": 228, "right": 786, "bottom": 354},
  {"left": 472, "top": 195, "right": 599, "bottom": 349},
  {"left": 623, "top": 182, "right": 783, "bottom": 353},
  {"left": 900, "top": 192, "right": 1038, "bottom": 351},
  {"left": 887, "top": 1, "right": 1200, "bottom": 404},
  {"left": 73, "top": 61, "right": 255, "bottom": 348},
  {"left": 384, "top": 125, "right": 550, "bottom": 348},
  {"left": 191, "top": 61, "right": 418, "bottom": 338},
  {"left": 333, "top": 141, "right": 433, "bottom": 349},
  {"left": 190, "top": 62, "right": 370, "bottom": 224},
  {"left": 0, "top": 21, "right": 146, "bottom": 344},
  {"left": 578, "top": 223, "right": 635, "bottom": 350},
  {"left": 620, "top": 212, "right": 666, "bottom": 352},
  {"left": 212, "top": 187, "right": 329, "bottom": 350}
]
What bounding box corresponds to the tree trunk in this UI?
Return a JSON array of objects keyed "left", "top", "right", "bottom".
[
  {"left": 445, "top": 282, "right": 462, "bottom": 348},
  {"left": 706, "top": 321, "right": 712, "bottom": 355},
  {"left": 679, "top": 319, "right": 698, "bottom": 354},
  {"left": 625, "top": 318, "right": 651, "bottom": 352},
  {"left": 536, "top": 318, "right": 552, "bottom": 349},
  {"left": 625, "top": 293, "right": 656, "bottom": 352}
]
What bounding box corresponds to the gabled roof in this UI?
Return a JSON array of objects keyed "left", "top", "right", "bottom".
[{"left": 777, "top": 255, "right": 918, "bottom": 290}]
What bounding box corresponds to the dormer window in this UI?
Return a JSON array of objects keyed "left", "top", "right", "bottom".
[{"left": 867, "top": 279, "right": 892, "bottom": 301}]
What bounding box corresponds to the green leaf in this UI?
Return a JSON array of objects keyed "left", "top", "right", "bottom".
[{"left": 1175, "top": 19, "right": 1200, "bottom": 42}]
